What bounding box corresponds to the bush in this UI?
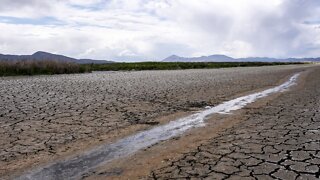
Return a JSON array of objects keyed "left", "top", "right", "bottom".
[
  {"left": 84, "top": 62, "right": 303, "bottom": 72},
  {"left": 0, "top": 60, "right": 91, "bottom": 76},
  {"left": 0, "top": 60, "right": 303, "bottom": 76}
]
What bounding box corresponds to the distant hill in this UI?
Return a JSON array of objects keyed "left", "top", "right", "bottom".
[
  {"left": 0, "top": 51, "right": 113, "bottom": 64},
  {"left": 163, "top": 54, "right": 320, "bottom": 62},
  {"left": 163, "top": 54, "right": 235, "bottom": 62}
]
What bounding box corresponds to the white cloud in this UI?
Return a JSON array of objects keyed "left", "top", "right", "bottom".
[{"left": 0, "top": 0, "right": 320, "bottom": 61}]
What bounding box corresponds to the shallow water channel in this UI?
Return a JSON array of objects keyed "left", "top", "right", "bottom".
[{"left": 17, "top": 73, "right": 300, "bottom": 180}]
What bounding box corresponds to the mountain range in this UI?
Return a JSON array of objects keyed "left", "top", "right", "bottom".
[
  {"left": 163, "top": 54, "right": 320, "bottom": 62},
  {"left": 0, "top": 51, "right": 113, "bottom": 64},
  {"left": 1, "top": 52, "right": 320, "bottom": 63}
]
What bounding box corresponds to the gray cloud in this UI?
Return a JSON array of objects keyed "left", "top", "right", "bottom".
[
  {"left": 0, "top": 0, "right": 52, "bottom": 10},
  {"left": 250, "top": 0, "right": 320, "bottom": 57},
  {"left": 0, "top": 0, "right": 320, "bottom": 60}
]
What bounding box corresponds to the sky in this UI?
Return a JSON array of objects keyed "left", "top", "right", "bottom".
[{"left": 0, "top": 0, "right": 320, "bottom": 61}]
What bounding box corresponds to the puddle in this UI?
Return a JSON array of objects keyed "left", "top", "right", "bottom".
[{"left": 17, "top": 73, "right": 300, "bottom": 180}]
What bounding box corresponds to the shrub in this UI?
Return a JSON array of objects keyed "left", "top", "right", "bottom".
[{"left": 0, "top": 60, "right": 91, "bottom": 76}]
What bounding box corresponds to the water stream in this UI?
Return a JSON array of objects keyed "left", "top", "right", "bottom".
[{"left": 17, "top": 73, "right": 300, "bottom": 180}]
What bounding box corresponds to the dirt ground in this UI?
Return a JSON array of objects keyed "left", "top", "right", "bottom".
[
  {"left": 146, "top": 66, "right": 320, "bottom": 179},
  {"left": 76, "top": 66, "right": 318, "bottom": 180},
  {"left": 0, "top": 65, "right": 314, "bottom": 178}
]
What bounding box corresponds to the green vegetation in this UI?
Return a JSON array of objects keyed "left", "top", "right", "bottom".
[
  {"left": 85, "top": 61, "right": 303, "bottom": 71},
  {"left": 0, "top": 61, "right": 303, "bottom": 76},
  {"left": 0, "top": 60, "right": 90, "bottom": 76}
]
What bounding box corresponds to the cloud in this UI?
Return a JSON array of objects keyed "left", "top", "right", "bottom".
[{"left": 0, "top": 0, "right": 320, "bottom": 61}]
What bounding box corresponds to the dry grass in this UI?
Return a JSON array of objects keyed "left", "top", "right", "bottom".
[
  {"left": 86, "top": 61, "right": 304, "bottom": 71},
  {"left": 0, "top": 60, "right": 304, "bottom": 76},
  {"left": 0, "top": 60, "right": 90, "bottom": 76}
]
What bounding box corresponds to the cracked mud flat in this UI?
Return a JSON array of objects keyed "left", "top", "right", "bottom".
[
  {"left": 0, "top": 65, "right": 313, "bottom": 179},
  {"left": 148, "top": 66, "right": 320, "bottom": 180},
  {"left": 15, "top": 70, "right": 302, "bottom": 180}
]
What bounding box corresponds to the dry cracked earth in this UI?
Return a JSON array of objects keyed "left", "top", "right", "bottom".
[
  {"left": 150, "top": 67, "right": 320, "bottom": 180},
  {"left": 0, "top": 65, "right": 316, "bottom": 179}
]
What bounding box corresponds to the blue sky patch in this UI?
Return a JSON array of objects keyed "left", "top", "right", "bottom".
[{"left": 0, "top": 16, "right": 65, "bottom": 26}]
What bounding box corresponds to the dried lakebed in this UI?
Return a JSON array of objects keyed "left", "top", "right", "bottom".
[
  {"left": 0, "top": 65, "right": 312, "bottom": 178},
  {"left": 150, "top": 66, "right": 320, "bottom": 180},
  {"left": 16, "top": 72, "right": 301, "bottom": 179}
]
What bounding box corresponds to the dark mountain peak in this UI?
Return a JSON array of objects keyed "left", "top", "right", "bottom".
[
  {"left": 163, "top": 54, "right": 234, "bottom": 62},
  {"left": 208, "top": 54, "right": 232, "bottom": 58},
  {"left": 32, "top": 51, "right": 73, "bottom": 59},
  {"left": 163, "top": 54, "right": 184, "bottom": 61},
  {"left": 162, "top": 54, "right": 320, "bottom": 62},
  {"left": 0, "top": 51, "right": 113, "bottom": 64},
  {"left": 168, "top": 54, "right": 180, "bottom": 58},
  {"left": 32, "top": 51, "right": 51, "bottom": 56},
  {"left": 165, "top": 54, "right": 182, "bottom": 59},
  {"left": 30, "top": 51, "right": 76, "bottom": 62}
]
